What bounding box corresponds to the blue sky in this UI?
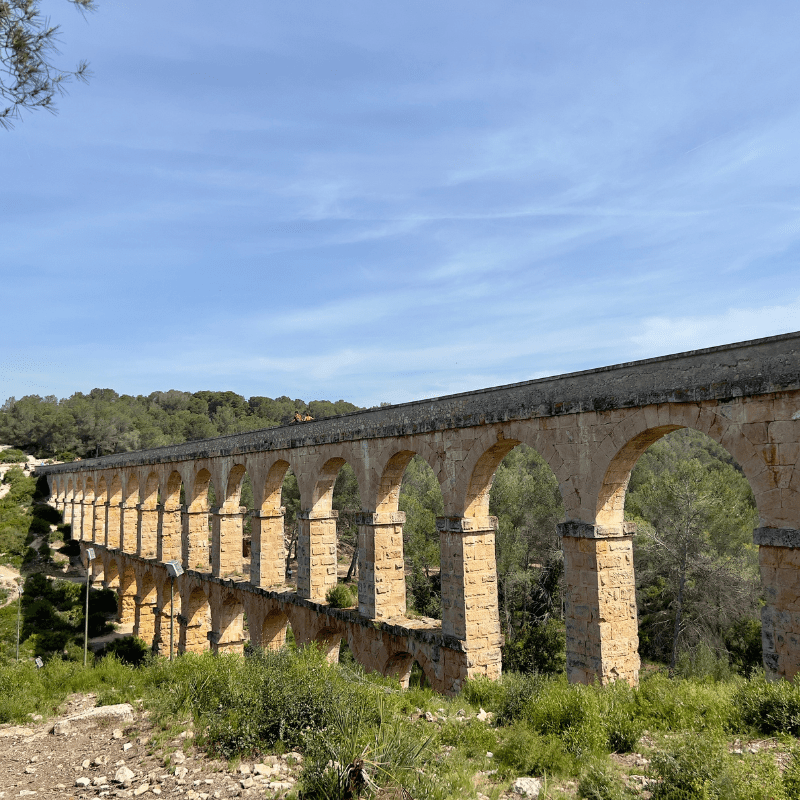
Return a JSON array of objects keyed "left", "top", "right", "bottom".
[{"left": 2, "top": 1, "right": 799, "bottom": 407}]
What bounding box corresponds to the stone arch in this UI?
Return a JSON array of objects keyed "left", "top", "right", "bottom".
[
  {"left": 260, "top": 609, "right": 289, "bottom": 651},
  {"left": 159, "top": 471, "right": 183, "bottom": 563},
  {"left": 314, "top": 626, "right": 343, "bottom": 663},
  {"left": 462, "top": 438, "right": 522, "bottom": 519},
  {"left": 181, "top": 586, "right": 211, "bottom": 654},
  {"left": 104, "top": 557, "right": 120, "bottom": 592},
  {"left": 223, "top": 464, "right": 247, "bottom": 510},
  {"left": 262, "top": 459, "right": 293, "bottom": 513},
  {"left": 214, "top": 592, "right": 245, "bottom": 654},
  {"left": 383, "top": 651, "right": 415, "bottom": 687},
  {"left": 141, "top": 472, "right": 159, "bottom": 510},
  {"left": 374, "top": 450, "right": 417, "bottom": 513},
  {"left": 311, "top": 457, "right": 348, "bottom": 514},
  {"left": 94, "top": 476, "right": 108, "bottom": 544}
]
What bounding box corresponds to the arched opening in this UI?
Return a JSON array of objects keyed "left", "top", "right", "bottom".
[
  {"left": 158, "top": 572, "right": 182, "bottom": 658},
  {"left": 181, "top": 587, "right": 211, "bottom": 653},
  {"left": 398, "top": 455, "right": 444, "bottom": 620},
  {"left": 488, "top": 444, "right": 566, "bottom": 676},
  {"left": 620, "top": 427, "right": 760, "bottom": 675},
  {"left": 260, "top": 609, "right": 289, "bottom": 651},
  {"left": 105, "top": 558, "right": 120, "bottom": 591},
  {"left": 384, "top": 651, "right": 414, "bottom": 688},
  {"left": 332, "top": 462, "right": 361, "bottom": 586},
  {"left": 214, "top": 593, "right": 245, "bottom": 654},
  {"left": 186, "top": 469, "right": 213, "bottom": 572},
  {"left": 314, "top": 626, "right": 342, "bottom": 663}
]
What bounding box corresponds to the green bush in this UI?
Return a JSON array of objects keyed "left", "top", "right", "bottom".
[
  {"left": 438, "top": 718, "right": 498, "bottom": 758},
  {"left": 28, "top": 516, "right": 51, "bottom": 535},
  {"left": 784, "top": 748, "right": 800, "bottom": 799},
  {"left": 37, "top": 541, "right": 52, "bottom": 561},
  {"left": 578, "top": 759, "right": 633, "bottom": 800},
  {"left": 96, "top": 636, "right": 149, "bottom": 666},
  {"left": 326, "top": 583, "right": 357, "bottom": 608},
  {"left": 734, "top": 675, "right": 800, "bottom": 736},
  {"left": 32, "top": 503, "right": 62, "bottom": 525},
  {"left": 91, "top": 588, "right": 119, "bottom": 615},
  {"left": 648, "top": 734, "right": 727, "bottom": 799},
  {"left": 502, "top": 618, "right": 567, "bottom": 675},
  {"left": 0, "top": 448, "right": 26, "bottom": 464},
  {"left": 494, "top": 724, "right": 575, "bottom": 778}
]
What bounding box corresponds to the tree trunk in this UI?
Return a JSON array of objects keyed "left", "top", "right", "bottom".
[{"left": 345, "top": 547, "right": 358, "bottom": 582}]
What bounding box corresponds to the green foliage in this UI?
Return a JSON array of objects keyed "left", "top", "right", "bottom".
[
  {"left": 438, "top": 718, "right": 498, "bottom": 758},
  {"left": 494, "top": 724, "right": 576, "bottom": 778},
  {"left": 578, "top": 759, "right": 633, "bottom": 800},
  {"left": 501, "top": 616, "right": 566, "bottom": 676},
  {"left": 648, "top": 734, "right": 728, "bottom": 799},
  {"left": 326, "top": 583, "right": 357, "bottom": 608},
  {"left": 96, "top": 636, "right": 150, "bottom": 666},
  {"left": 733, "top": 675, "right": 800, "bottom": 736},
  {"left": 627, "top": 429, "right": 760, "bottom": 669},
  {"left": 0, "top": 448, "right": 26, "bottom": 463},
  {"left": 783, "top": 748, "right": 800, "bottom": 799},
  {"left": 724, "top": 618, "right": 764, "bottom": 675},
  {"left": 0, "top": 391, "right": 361, "bottom": 459},
  {"left": 32, "top": 503, "right": 62, "bottom": 525}
]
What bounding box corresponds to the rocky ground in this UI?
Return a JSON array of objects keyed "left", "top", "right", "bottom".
[{"left": 0, "top": 694, "right": 302, "bottom": 800}]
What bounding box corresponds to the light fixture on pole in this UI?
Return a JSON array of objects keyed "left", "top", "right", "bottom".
[
  {"left": 15, "top": 582, "right": 23, "bottom": 662},
  {"left": 83, "top": 547, "right": 96, "bottom": 667},
  {"left": 165, "top": 560, "right": 184, "bottom": 661}
]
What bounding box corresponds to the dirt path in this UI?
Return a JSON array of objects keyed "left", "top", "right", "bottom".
[{"left": 0, "top": 694, "right": 302, "bottom": 798}]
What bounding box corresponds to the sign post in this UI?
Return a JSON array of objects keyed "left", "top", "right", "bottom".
[{"left": 165, "top": 560, "right": 184, "bottom": 661}]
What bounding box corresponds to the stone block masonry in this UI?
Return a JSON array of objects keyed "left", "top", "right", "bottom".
[{"left": 41, "top": 332, "right": 800, "bottom": 691}]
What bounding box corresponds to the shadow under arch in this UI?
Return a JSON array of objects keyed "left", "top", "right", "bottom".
[
  {"left": 260, "top": 609, "right": 289, "bottom": 651},
  {"left": 180, "top": 586, "right": 211, "bottom": 654},
  {"left": 214, "top": 592, "right": 245, "bottom": 654}
]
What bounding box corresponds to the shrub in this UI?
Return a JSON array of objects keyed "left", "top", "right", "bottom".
[
  {"left": 784, "top": 748, "right": 800, "bottom": 799},
  {"left": 578, "top": 759, "right": 633, "bottom": 800},
  {"left": 326, "top": 583, "right": 357, "bottom": 608},
  {"left": 522, "top": 679, "right": 607, "bottom": 758},
  {"left": 32, "top": 503, "right": 62, "bottom": 525},
  {"left": 91, "top": 588, "right": 120, "bottom": 615},
  {"left": 96, "top": 636, "right": 150, "bottom": 666},
  {"left": 0, "top": 448, "right": 26, "bottom": 463},
  {"left": 60, "top": 539, "right": 80, "bottom": 557},
  {"left": 87, "top": 611, "right": 112, "bottom": 638},
  {"left": 734, "top": 675, "right": 800, "bottom": 736},
  {"left": 38, "top": 541, "right": 52, "bottom": 561},
  {"left": 494, "top": 724, "right": 575, "bottom": 778},
  {"left": 502, "top": 618, "right": 567, "bottom": 675},
  {"left": 648, "top": 734, "right": 727, "bottom": 799},
  {"left": 28, "top": 516, "right": 51, "bottom": 535},
  {"left": 438, "top": 718, "right": 498, "bottom": 758}
]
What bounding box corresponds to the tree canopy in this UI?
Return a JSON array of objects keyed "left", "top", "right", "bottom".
[{"left": 1, "top": 0, "right": 95, "bottom": 128}]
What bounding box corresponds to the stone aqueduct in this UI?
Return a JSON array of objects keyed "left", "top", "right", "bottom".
[{"left": 38, "top": 333, "right": 800, "bottom": 694}]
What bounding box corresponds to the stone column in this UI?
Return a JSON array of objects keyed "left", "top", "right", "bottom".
[
  {"left": 437, "top": 516, "right": 502, "bottom": 684},
  {"left": 119, "top": 502, "right": 138, "bottom": 553},
  {"left": 65, "top": 500, "right": 76, "bottom": 535},
  {"left": 107, "top": 501, "right": 122, "bottom": 549},
  {"left": 93, "top": 500, "right": 107, "bottom": 545},
  {"left": 137, "top": 504, "right": 159, "bottom": 559},
  {"left": 211, "top": 508, "right": 244, "bottom": 578},
  {"left": 134, "top": 595, "right": 158, "bottom": 646},
  {"left": 560, "top": 521, "right": 640, "bottom": 686},
  {"left": 250, "top": 508, "right": 286, "bottom": 587},
  {"left": 74, "top": 500, "right": 86, "bottom": 541},
  {"left": 296, "top": 509, "right": 338, "bottom": 601},
  {"left": 357, "top": 511, "right": 406, "bottom": 619},
  {"left": 118, "top": 587, "right": 136, "bottom": 627},
  {"left": 755, "top": 527, "right": 800, "bottom": 680},
  {"left": 159, "top": 504, "right": 182, "bottom": 562},
  {"left": 182, "top": 507, "right": 210, "bottom": 572}
]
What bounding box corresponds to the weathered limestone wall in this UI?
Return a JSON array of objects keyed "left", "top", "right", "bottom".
[
  {"left": 42, "top": 332, "right": 800, "bottom": 693},
  {"left": 561, "top": 523, "right": 639, "bottom": 685}
]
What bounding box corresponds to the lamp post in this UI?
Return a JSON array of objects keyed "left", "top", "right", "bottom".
[
  {"left": 15, "top": 582, "right": 23, "bottom": 662},
  {"left": 165, "top": 560, "right": 184, "bottom": 661},
  {"left": 83, "top": 547, "right": 96, "bottom": 667}
]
